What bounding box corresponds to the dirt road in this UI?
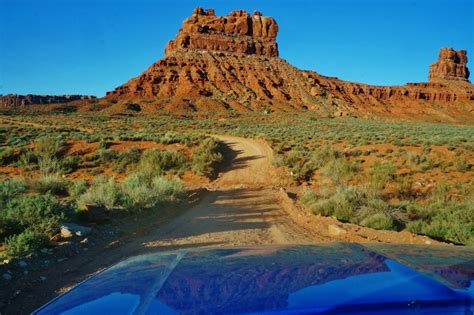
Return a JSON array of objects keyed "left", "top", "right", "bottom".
[{"left": 138, "top": 135, "right": 323, "bottom": 250}]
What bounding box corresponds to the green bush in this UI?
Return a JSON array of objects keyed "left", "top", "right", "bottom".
[
  {"left": 68, "top": 179, "right": 88, "bottom": 199},
  {"left": 6, "top": 229, "right": 48, "bottom": 257},
  {"left": 404, "top": 189, "right": 473, "bottom": 245},
  {"left": 321, "top": 158, "right": 356, "bottom": 186},
  {"left": 192, "top": 138, "right": 222, "bottom": 176},
  {"left": 60, "top": 155, "right": 79, "bottom": 173},
  {"left": 406, "top": 220, "right": 425, "bottom": 234},
  {"left": 136, "top": 149, "right": 185, "bottom": 179},
  {"left": 310, "top": 147, "right": 342, "bottom": 169},
  {"left": 78, "top": 176, "right": 122, "bottom": 209},
  {"left": 34, "top": 136, "right": 64, "bottom": 175},
  {"left": 111, "top": 147, "right": 141, "bottom": 172},
  {"left": 455, "top": 159, "right": 470, "bottom": 172},
  {"left": 121, "top": 175, "right": 184, "bottom": 210},
  {"left": 2, "top": 194, "right": 63, "bottom": 236},
  {"left": 98, "top": 149, "right": 118, "bottom": 163},
  {"left": 368, "top": 162, "right": 395, "bottom": 193},
  {"left": 0, "top": 180, "right": 26, "bottom": 204},
  {"left": 301, "top": 187, "right": 358, "bottom": 221},
  {"left": 0, "top": 146, "right": 14, "bottom": 165},
  {"left": 30, "top": 175, "right": 68, "bottom": 195},
  {"left": 360, "top": 213, "right": 393, "bottom": 230},
  {"left": 98, "top": 139, "right": 109, "bottom": 150},
  {"left": 150, "top": 176, "right": 184, "bottom": 200},
  {"left": 301, "top": 185, "right": 394, "bottom": 226}
]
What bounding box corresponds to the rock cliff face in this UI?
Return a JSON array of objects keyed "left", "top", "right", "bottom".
[
  {"left": 429, "top": 48, "right": 470, "bottom": 82},
  {"left": 104, "top": 7, "right": 474, "bottom": 121},
  {"left": 0, "top": 94, "right": 96, "bottom": 109},
  {"left": 165, "top": 7, "right": 279, "bottom": 58}
]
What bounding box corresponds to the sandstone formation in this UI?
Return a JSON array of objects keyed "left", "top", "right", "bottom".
[
  {"left": 165, "top": 7, "right": 279, "bottom": 57},
  {"left": 429, "top": 48, "right": 470, "bottom": 82},
  {"left": 103, "top": 7, "right": 474, "bottom": 122},
  {"left": 0, "top": 94, "right": 96, "bottom": 109}
]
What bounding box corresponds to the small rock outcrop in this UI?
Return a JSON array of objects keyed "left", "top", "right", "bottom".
[
  {"left": 429, "top": 48, "right": 470, "bottom": 82},
  {"left": 165, "top": 7, "right": 279, "bottom": 57}
]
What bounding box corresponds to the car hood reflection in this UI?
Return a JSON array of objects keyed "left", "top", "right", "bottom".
[{"left": 33, "top": 243, "right": 474, "bottom": 314}]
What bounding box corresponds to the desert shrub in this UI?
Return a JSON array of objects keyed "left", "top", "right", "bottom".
[
  {"left": 121, "top": 175, "right": 184, "bottom": 210},
  {"left": 301, "top": 185, "right": 394, "bottom": 226},
  {"left": 29, "top": 175, "right": 68, "bottom": 195},
  {"left": 98, "top": 139, "right": 109, "bottom": 150},
  {"left": 274, "top": 149, "right": 311, "bottom": 179},
  {"left": 98, "top": 149, "right": 118, "bottom": 163},
  {"left": 368, "top": 162, "right": 395, "bottom": 193},
  {"left": 301, "top": 190, "right": 336, "bottom": 217},
  {"left": 60, "top": 155, "right": 79, "bottom": 173},
  {"left": 111, "top": 147, "right": 141, "bottom": 172},
  {"left": 455, "top": 159, "right": 470, "bottom": 172},
  {"left": 159, "top": 131, "right": 192, "bottom": 145},
  {"left": 6, "top": 229, "right": 49, "bottom": 257},
  {"left": 0, "top": 180, "right": 26, "bottom": 204},
  {"left": 68, "top": 179, "right": 88, "bottom": 199},
  {"left": 310, "top": 147, "right": 342, "bottom": 169},
  {"left": 0, "top": 146, "right": 15, "bottom": 165},
  {"left": 360, "top": 213, "right": 393, "bottom": 230},
  {"left": 428, "top": 183, "right": 451, "bottom": 205},
  {"left": 34, "top": 136, "right": 64, "bottom": 175},
  {"left": 406, "top": 220, "right": 425, "bottom": 234},
  {"left": 394, "top": 176, "right": 415, "bottom": 199},
  {"left": 17, "top": 147, "right": 36, "bottom": 171},
  {"left": 405, "top": 187, "right": 473, "bottom": 245},
  {"left": 301, "top": 186, "right": 359, "bottom": 221},
  {"left": 150, "top": 176, "right": 184, "bottom": 200},
  {"left": 78, "top": 176, "right": 122, "bottom": 209},
  {"left": 407, "top": 152, "right": 421, "bottom": 165},
  {"left": 2, "top": 194, "right": 63, "bottom": 238},
  {"left": 321, "top": 158, "right": 356, "bottom": 186},
  {"left": 192, "top": 138, "right": 223, "bottom": 175},
  {"left": 135, "top": 150, "right": 185, "bottom": 180}
]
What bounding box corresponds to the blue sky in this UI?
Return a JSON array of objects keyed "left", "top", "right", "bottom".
[{"left": 1, "top": 0, "right": 472, "bottom": 97}]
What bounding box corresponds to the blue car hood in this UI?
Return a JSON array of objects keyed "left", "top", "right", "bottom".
[{"left": 33, "top": 243, "right": 474, "bottom": 314}]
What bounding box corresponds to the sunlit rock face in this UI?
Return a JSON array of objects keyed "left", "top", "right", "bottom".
[
  {"left": 165, "top": 7, "right": 279, "bottom": 58},
  {"left": 429, "top": 48, "right": 470, "bottom": 83}
]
